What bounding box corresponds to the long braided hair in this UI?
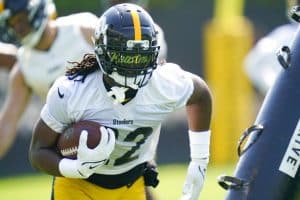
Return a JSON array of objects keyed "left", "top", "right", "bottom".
[{"left": 66, "top": 53, "right": 100, "bottom": 82}]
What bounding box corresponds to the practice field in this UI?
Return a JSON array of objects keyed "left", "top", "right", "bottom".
[{"left": 0, "top": 163, "right": 234, "bottom": 200}]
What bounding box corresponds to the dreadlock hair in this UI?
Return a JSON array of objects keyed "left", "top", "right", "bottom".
[{"left": 66, "top": 53, "right": 100, "bottom": 82}]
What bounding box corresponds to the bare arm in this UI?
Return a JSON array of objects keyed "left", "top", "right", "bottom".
[
  {"left": 181, "top": 74, "right": 212, "bottom": 199},
  {"left": 80, "top": 26, "right": 95, "bottom": 46},
  {"left": 186, "top": 74, "right": 212, "bottom": 131},
  {"left": 0, "top": 64, "right": 31, "bottom": 158},
  {"left": 29, "top": 118, "right": 116, "bottom": 178},
  {"left": 29, "top": 118, "right": 62, "bottom": 176},
  {"left": 0, "top": 43, "right": 17, "bottom": 70}
]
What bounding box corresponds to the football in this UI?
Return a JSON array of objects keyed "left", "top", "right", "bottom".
[{"left": 57, "top": 120, "right": 102, "bottom": 159}]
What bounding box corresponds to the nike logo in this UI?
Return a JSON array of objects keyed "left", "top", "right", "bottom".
[
  {"left": 198, "top": 166, "right": 206, "bottom": 179},
  {"left": 82, "top": 159, "right": 107, "bottom": 169},
  {"left": 57, "top": 87, "right": 64, "bottom": 98},
  {"left": 89, "top": 164, "right": 102, "bottom": 169}
]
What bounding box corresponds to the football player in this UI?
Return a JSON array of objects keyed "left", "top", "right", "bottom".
[
  {"left": 0, "top": 0, "right": 97, "bottom": 158},
  {"left": 29, "top": 3, "right": 212, "bottom": 200},
  {"left": 244, "top": 0, "right": 300, "bottom": 95},
  {"left": 103, "top": 1, "right": 168, "bottom": 200}
]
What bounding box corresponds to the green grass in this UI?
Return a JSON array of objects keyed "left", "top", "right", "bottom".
[
  {"left": 0, "top": 163, "right": 234, "bottom": 200},
  {"left": 0, "top": 174, "right": 53, "bottom": 200},
  {"left": 156, "top": 163, "right": 234, "bottom": 200}
]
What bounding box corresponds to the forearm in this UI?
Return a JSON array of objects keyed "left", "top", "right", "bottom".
[
  {"left": 0, "top": 53, "right": 17, "bottom": 70},
  {"left": 29, "top": 119, "right": 62, "bottom": 176},
  {"left": 0, "top": 44, "right": 17, "bottom": 70},
  {"left": 182, "top": 75, "right": 212, "bottom": 200},
  {"left": 29, "top": 145, "right": 62, "bottom": 176},
  {"left": 186, "top": 104, "right": 211, "bottom": 131},
  {"left": 0, "top": 100, "right": 29, "bottom": 158},
  {"left": 0, "top": 118, "right": 18, "bottom": 158},
  {"left": 30, "top": 150, "right": 92, "bottom": 178}
]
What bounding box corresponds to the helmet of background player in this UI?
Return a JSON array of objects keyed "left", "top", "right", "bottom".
[
  {"left": 101, "top": 0, "right": 149, "bottom": 10},
  {"left": 94, "top": 3, "right": 160, "bottom": 89},
  {"left": 0, "top": 0, "right": 56, "bottom": 47}
]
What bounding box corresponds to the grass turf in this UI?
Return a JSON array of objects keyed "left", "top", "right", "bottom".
[{"left": 0, "top": 163, "right": 234, "bottom": 200}]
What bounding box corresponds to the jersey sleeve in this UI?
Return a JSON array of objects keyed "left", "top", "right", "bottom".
[
  {"left": 40, "top": 77, "right": 72, "bottom": 133},
  {"left": 172, "top": 67, "right": 194, "bottom": 109},
  {"left": 56, "top": 12, "right": 98, "bottom": 29},
  {"left": 152, "top": 63, "right": 194, "bottom": 110}
]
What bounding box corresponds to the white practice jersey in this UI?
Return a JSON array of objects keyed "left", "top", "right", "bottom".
[
  {"left": 41, "top": 63, "right": 194, "bottom": 175},
  {"left": 17, "top": 12, "right": 97, "bottom": 100},
  {"left": 244, "top": 23, "right": 299, "bottom": 94}
]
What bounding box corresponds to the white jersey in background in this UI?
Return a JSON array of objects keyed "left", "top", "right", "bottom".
[
  {"left": 41, "top": 63, "right": 194, "bottom": 175},
  {"left": 154, "top": 23, "right": 167, "bottom": 62},
  {"left": 17, "top": 12, "right": 97, "bottom": 100},
  {"left": 244, "top": 23, "right": 298, "bottom": 94}
]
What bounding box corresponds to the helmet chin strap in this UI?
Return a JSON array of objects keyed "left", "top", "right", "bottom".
[{"left": 108, "top": 72, "right": 140, "bottom": 90}]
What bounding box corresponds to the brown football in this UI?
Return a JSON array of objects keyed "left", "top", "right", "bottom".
[{"left": 57, "top": 120, "right": 102, "bottom": 159}]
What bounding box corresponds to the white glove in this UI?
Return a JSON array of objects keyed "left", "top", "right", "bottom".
[
  {"left": 181, "top": 130, "right": 210, "bottom": 200},
  {"left": 59, "top": 126, "right": 115, "bottom": 178},
  {"left": 181, "top": 161, "right": 206, "bottom": 200}
]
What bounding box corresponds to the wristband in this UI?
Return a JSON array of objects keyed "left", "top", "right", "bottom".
[
  {"left": 188, "top": 130, "right": 211, "bottom": 164},
  {"left": 59, "top": 158, "right": 86, "bottom": 179}
]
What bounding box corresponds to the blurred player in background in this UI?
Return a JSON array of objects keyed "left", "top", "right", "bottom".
[
  {"left": 0, "top": 0, "right": 57, "bottom": 70},
  {"left": 29, "top": 3, "right": 212, "bottom": 200},
  {"left": 0, "top": 0, "right": 98, "bottom": 158},
  {"left": 244, "top": 0, "right": 299, "bottom": 95}
]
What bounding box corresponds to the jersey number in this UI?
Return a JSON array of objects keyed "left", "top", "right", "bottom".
[{"left": 114, "top": 127, "right": 152, "bottom": 166}]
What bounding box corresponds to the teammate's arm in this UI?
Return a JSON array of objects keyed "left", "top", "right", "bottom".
[
  {"left": 0, "top": 43, "right": 17, "bottom": 70},
  {"left": 79, "top": 13, "right": 98, "bottom": 46},
  {"left": 80, "top": 26, "right": 95, "bottom": 45},
  {"left": 0, "top": 64, "right": 31, "bottom": 158},
  {"left": 181, "top": 74, "right": 212, "bottom": 200}
]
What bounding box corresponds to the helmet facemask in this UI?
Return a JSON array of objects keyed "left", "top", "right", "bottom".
[{"left": 95, "top": 33, "right": 159, "bottom": 89}]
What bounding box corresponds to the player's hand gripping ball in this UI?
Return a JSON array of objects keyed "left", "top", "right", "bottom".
[{"left": 57, "top": 121, "right": 102, "bottom": 159}]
